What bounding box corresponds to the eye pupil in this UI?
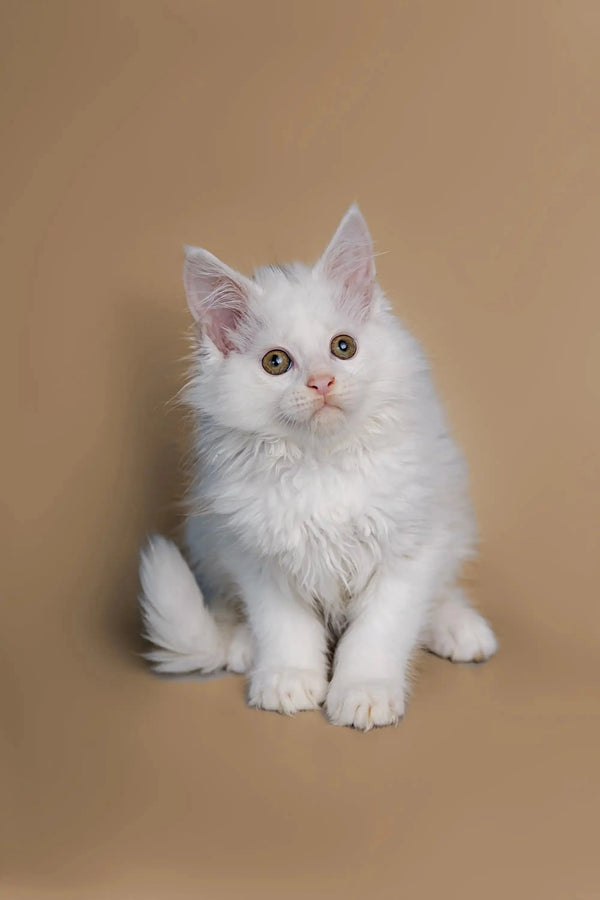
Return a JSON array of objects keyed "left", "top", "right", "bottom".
[{"left": 338, "top": 341, "right": 347, "bottom": 351}]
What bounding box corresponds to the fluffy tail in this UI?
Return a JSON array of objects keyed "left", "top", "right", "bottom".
[{"left": 139, "top": 535, "right": 228, "bottom": 674}]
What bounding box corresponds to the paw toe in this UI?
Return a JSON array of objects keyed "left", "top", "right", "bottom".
[
  {"left": 326, "top": 681, "right": 404, "bottom": 731},
  {"left": 248, "top": 668, "right": 327, "bottom": 714},
  {"left": 427, "top": 606, "right": 498, "bottom": 663}
]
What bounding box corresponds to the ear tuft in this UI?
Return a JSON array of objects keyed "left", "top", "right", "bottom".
[
  {"left": 317, "top": 205, "right": 375, "bottom": 317},
  {"left": 183, "top": 246, "right": 254, "bottom": 354}
]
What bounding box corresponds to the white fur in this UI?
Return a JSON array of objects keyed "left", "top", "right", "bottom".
[
  {"left": 139, "top": 536, "right": 252, "bottom": 674},
  {"left": 139, "top": 206, "right": 497, "bottom": 729}
]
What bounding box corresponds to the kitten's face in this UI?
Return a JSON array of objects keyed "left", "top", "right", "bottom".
[{"left": 184, "top": 206, "right": 402, "bottom": 445}]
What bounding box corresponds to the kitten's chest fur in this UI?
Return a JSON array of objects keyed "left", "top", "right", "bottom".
[
  {"left": 202, "top": 433, "right": 425, "bottom": 616},
  {"left": 252, "top": 452, "right": 382, "bottom": 601}
]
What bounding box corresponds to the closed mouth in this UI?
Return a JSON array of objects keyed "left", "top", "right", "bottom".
[{"left": 312, "top": 397, "right": 342, "bottom": 415}]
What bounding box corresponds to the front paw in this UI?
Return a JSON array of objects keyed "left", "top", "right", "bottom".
[
  {"left": 325, "top": 679, "right": 405, "bottom": 731},
  {"left": 248, "top": 668, "right": 327, "bottom": 715}
]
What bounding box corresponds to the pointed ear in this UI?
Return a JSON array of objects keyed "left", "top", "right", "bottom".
[
  {"left": 317, "top": 205, "right": 375, "bottom": 317},
  {"left": 183, "top": 246, "right": 255, "bottom": 354}
]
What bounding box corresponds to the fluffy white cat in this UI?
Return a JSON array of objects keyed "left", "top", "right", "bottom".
[{"left": 139, "top": 205, "right": 497, "bottom": 730}]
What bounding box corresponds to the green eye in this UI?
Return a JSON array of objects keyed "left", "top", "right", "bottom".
[
  {"left": 262, "top": 348, "right": 292, "bottom": 375},
  {"left": 330, "top": 334, "right": 357, "bottom": 360}
]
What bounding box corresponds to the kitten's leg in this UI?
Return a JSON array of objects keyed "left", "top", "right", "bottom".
[
  {"left": 226, "top": 622, "right": 253, "bottom": 674},
  {"left": 326, "top": 552, "right": 436, "bottom": 730},
  {"left": 423, "top": 586, "right": 497, "bottom": 662},
  {"left": 209, "top": 596, "right": 254, "bottom": 674},
  {"left": 240, "top": 568, "right": 328, "bottom": 715}
]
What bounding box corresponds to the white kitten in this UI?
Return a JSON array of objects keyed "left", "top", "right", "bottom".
[{"left": 139, "top": 205, "right": 497, "bottom": 730}]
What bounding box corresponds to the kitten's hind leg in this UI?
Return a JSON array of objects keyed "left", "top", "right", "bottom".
[
  {"left": 424, "top": 586, "right": 498, "bottom": 663},
  {"left": 226, "top": 622, "right": 253, "bottom": 673},
  {"left": 210, "top": 598, "right": 254, "bottom": 674}
]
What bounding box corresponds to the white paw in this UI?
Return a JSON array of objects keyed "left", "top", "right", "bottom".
[
  {"left": 248, "top": 668, "right": 327, "bottom": 715},
  {"left": 426, "top": 603, "right": 498, "bottom": 663},
  {"left": 325, "top": 680, "right": 405, "bottom": 731},
  {"left": 226, "top": 623, "right": 253, "bottom": 674}
]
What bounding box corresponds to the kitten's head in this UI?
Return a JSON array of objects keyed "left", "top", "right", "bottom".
[{"left": 183, "top": 206, "right": 411, "bottom": 446}]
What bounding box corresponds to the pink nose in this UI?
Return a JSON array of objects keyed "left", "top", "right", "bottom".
[{"left": 307, "top": 373, "right": 335, "bottom": 396}]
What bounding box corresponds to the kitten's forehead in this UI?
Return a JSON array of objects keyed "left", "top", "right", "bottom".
[
  {"left": 252, "top": 262, "right": 308, "bottom": 286},
  {"left": 249, "top": 264, "right": 352, "bottom": 342}
]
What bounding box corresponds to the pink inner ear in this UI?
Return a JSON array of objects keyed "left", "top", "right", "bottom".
[
  {"left": 319, "top": 206, "right": 375, "bottom": 317},
  {"left": 328, "top": 246, "right": 374, "bottom": 314},
  {"left": 202, "top": 286, "right": 246, "bottom": 354},
  {"left": 183, "top": 247, "right": 253, "bottom": 355}
]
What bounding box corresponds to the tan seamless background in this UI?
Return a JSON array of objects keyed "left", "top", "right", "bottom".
[{"left": 2, "top": 1, "right": 599, "bottom": 898}]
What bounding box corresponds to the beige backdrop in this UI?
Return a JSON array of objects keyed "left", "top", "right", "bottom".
[{"left": 3, "top": 1, "right": 599, "bottom": 898}]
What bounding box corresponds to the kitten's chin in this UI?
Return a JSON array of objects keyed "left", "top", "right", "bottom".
[{"left": 308, "top": 404, "right": 346, "bottom": 434}]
